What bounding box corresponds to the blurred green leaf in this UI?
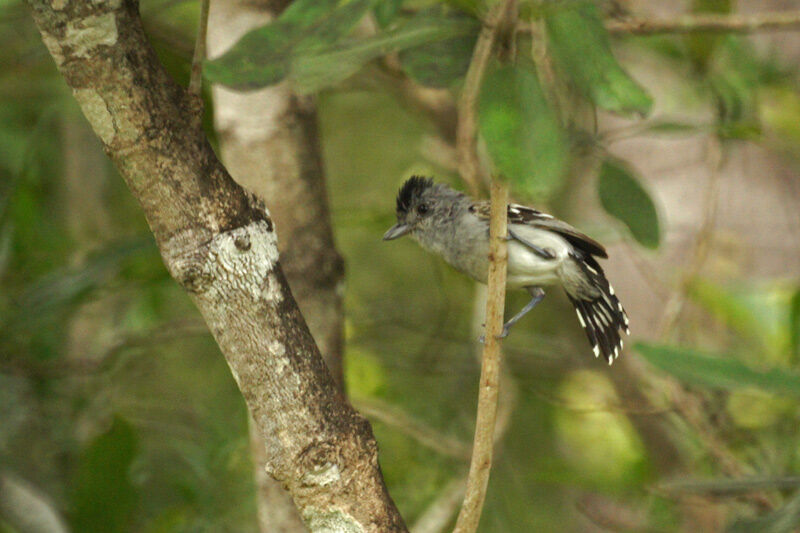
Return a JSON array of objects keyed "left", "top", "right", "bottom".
[
  {"left": 597, "top": 158, "right": 660, "bottom": 248},
  {"left": 545, "top": 1, "right": 652, "bottom": 116},
  {"left": 728, "top": 489, "right": 800, "bottom": 533},
  {"left": 398, "top": 10, "right": 477, "bottom": 88},
  {"left": 685, "top": 0, "right": 731, "bottom": 72},
  {"left": 70, "top": 416, "right": 138, "bottom": 533},
  {"left": 443, "top": 0, "right": 482, "bottom": 17},
  {"left": 637, "top": 343, "right": 800, "bottom": 397},
  {"left": 373, "top": 0, "right": 403, "bottom": 27},
  {"left": 687, "top": 279, "right": 785, "bottom": 359},
  {"left": 478, "top": 62, "right": 567, "bottom": 197},
  {"left": 643, "top": 121, "right": 702, "bottom": 135},
  {"left": 204, "top": 0, "right": 377, "bottom": 89},
  {"left": 206, "top": 2, "right": 480, "bottom": 92},
  {"left": 292, "top": 11, "right": 478, "bottom": 92},
  {"left": 759, "top": 86, "right": 800, "bottom": 147},
  {"left": 790, "top": 289, "right": 800, "bottom": 364},
  {"left": 345, "top": 347, "right": 387, "bottom": 398},
  {"left": 709, "top": 37, "right": 766, "bottom": 130}
]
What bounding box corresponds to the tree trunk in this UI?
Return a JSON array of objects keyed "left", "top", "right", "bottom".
[
  {"left": 207, "top": 1, "right": 346, "bottom": 529},
  {"left": 26, "top": 1, "right": 405, "bottom": 530}
]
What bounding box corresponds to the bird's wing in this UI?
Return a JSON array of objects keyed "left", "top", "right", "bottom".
[{"left": 470, "top": 202, "right": 608, "bottom": 259}]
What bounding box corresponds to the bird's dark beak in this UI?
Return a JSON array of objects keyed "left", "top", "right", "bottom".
[{"left": 383, "top": 223, "right": 411, "bottom": 241}]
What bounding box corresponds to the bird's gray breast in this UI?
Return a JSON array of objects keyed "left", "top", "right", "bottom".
[{"left": 413, "top": 211, "right": 490, "bottom": 283}]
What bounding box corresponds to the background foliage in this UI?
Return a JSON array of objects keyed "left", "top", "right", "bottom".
[{"left": 2, "top": 0, "right": 800, "bottom": 531}]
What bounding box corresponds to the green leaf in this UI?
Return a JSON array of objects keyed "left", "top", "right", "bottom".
[
  {"left": 643, "top": 121, "right": 702, "bottom": 135},
  {"left": 687, "top": 279, "right": 785, "bottom": 358},
  {"left": 685, "top": 0, "right": 731, "bottom": 72},
  {"left": 204, "top": 0, "right": 376, "bottom": 90},
  {"left": 70, "top": 416, "right": 138, "bottom": 533},
  {"left": 205, "top": 2, "right": 479, "bottom": 92},
  {"left": 478, "top": 62, "right": 568, "bottom": 197},
  {"left": 545, "top": 1, "right": 652, "bottom": 116},
  {"left": 790, "top": 289, "right": 800, "bottom": 363},
  {"left": 292, "top": 13, "right": 479, "bottom": 92},
  {"left": 398, "top": 11, "right": 478, "bottom": 88},
  {"left": 636, "top": 343, "right": 800, "bottom": 398},
  {"left": 597, "top": 159, "right": 660, "bottom": 248},
  {"left": 373, "top": 0, "right": 403, "bottom": 27}
]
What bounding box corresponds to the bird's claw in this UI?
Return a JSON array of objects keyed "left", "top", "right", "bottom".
[{"left": 478, "top": 326, "right": 510, "bottom": 344}]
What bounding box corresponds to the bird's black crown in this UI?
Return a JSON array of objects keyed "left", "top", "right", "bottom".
[{"left": 396, "top": 176, "right": 434, "bottom": 214}]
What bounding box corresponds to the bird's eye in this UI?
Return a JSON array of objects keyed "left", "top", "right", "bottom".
[{"left": 417, "top": 203, "right": 429, "bottom": 215}]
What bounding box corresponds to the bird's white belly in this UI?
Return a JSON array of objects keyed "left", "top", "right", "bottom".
[{"left": 505, "top": 229, "right": 570, "bottom": 289}]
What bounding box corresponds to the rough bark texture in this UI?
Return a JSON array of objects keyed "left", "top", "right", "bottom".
[
  {"left": 26, "top": 1, "right": 405, "bottom": 531},
  {"left": 207, "top": 0, "right": 346, "bottom": 530},
  {"left": 207, "top": 0, "right": 344, "bottom": 389}
]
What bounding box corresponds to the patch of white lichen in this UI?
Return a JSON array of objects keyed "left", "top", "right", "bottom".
[{"left": 303, "top": 508, "right": 365, "bottom": 533}]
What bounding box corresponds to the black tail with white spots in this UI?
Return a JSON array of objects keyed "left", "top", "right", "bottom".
[{"left": 567, "top": 255, "right": 629, "bottom": 364}]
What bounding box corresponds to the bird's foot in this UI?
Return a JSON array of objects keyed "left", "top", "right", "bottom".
[{"left": 478, "top": 326, "right": 510, "bottom": 344}]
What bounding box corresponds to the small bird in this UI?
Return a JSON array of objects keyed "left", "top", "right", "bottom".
[{"left": 383, "top": 176, "right": 629, "bottom": 364}]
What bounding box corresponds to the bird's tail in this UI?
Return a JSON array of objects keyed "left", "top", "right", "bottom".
[{"left": 565, "top": 255, "right": 629, "bottom": 364}]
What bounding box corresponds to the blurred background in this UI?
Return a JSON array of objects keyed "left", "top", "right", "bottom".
[{"left": 2, "top": 0, "right": 800, "bottom": 531}]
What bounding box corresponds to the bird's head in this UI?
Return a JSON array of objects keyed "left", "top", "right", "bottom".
[{"left": 383, "top": 176, "right": 451, "bottom": 241}]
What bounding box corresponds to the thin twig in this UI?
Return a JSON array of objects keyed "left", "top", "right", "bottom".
[
  {"left": 188, "top": 0, "right": 210, "bottom": 100},
  {"left": 453, "top": 180, "right": 509, "bottom": 533},
  {"left": 657, "top": 476, "right": 800, "bottom": 497},
  {"left": 354, "top": 398, "right": 472, "bottom": 460},
  {"left": 455, "top": 1, "right": 511, "bottom": 198},
  {"left": 658, "top": 136, "right": 722, "bottom": 338},
  {"left": 606, "top": 10, "right": 800, "bottom": 35},
  {"left": 411, "top": 475, "right": 468, "bottom": 533}
]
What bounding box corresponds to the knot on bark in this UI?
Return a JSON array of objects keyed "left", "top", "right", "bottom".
[
  {"left": 162, "top": 220, "right": 278, "bottom": 296},
  {"left": 297, "top": 440, "right": 343, "bottom": 488}
]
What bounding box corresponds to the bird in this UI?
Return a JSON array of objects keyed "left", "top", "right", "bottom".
[{"left": 383, "top": 176, "right": 629, "bottom": 364}]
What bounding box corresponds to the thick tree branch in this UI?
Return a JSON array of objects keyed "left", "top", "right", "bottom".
[
  {"left": 207, "top": 1, "right": 347, "bottom": 528},
  {"left": 26, "top": 1, "right": 404, "bottom": 531}
]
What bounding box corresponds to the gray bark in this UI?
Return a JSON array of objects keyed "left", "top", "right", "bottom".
[
  {"left": 25, "top": 1, "right": 405, "bottom": 531},
  {"left": 207, "top": 2, "right": 346, "bottom": 529}
]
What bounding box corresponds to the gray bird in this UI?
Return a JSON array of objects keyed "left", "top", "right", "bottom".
[{"left": 383, "top": 176, "right": 629, "bottom": 364}]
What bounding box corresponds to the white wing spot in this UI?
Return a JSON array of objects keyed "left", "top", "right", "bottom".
[
  {"left": 608, "top": 284, "right": 615, "bottom": 295},
  {"left": 593, "top": 345, "right": 600, "bottom": 358},
  {"left": 575, "top": 309, "right": 586, "bottom": 327}
]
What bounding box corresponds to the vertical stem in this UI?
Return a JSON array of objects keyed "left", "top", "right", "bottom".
[
  {"left": 456, "top": 0, "right": 515, "bottom": 198},
  {"left": 452, "top": 179, "right": 508, "bottom": 533},
  {"left": 188, "top": 0, "right": 210, "bottom": 100}
]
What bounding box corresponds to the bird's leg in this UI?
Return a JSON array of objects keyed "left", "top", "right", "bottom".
[
  {"left": 498, "top": 287, "right": 545, "bottom": 338},
  {"left": 480, "top": 287, "right": 546, "bottom": 343},
  {"left": 507, "top": 229, "right": 556, "bottom": 260}
]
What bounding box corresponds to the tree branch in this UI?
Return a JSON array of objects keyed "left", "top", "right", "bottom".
[
  {"left": 453, "top": 179, "right": 509, "bottom": 533},
  {"left": 606, "top": 10, "right": 800, "bottom": 35},
  {"left": 454, "top": 0, "right": 510, "bottom": 198},
  {"left": 452, "top": 1, "right": 516, "bottom": 529},
  {"left": 25, "top": 1, "right": 405, "bottom": 530}
]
